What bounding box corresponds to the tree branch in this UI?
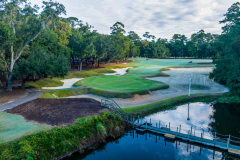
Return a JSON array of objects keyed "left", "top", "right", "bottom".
[{"left": 14, "top": 28, "right": 42, "bottom": 62}]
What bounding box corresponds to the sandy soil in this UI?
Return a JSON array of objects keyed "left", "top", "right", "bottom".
[
  {"left": 0, "top": 87, "right": 29, "bottom": 106},
  {"left": 5, "top": 98, "right": 106, "bottom": 126},
  {"left": 69, "top": 67, "right": 228, "bottom": 108},
  {"left": 42, "top": 78, "right": 83, "bottom": 90}
]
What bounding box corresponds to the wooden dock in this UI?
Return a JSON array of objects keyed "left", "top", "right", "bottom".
[
  {"left": 101, "top": 98, "right": 240, "bottom": 158},
  {"left": 136, "top": 124, "right": 240, "bottom": 153}
]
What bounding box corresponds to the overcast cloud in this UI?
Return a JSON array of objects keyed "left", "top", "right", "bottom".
[{"left": 14, "top": 0, "right": 240, "bottom": 39}]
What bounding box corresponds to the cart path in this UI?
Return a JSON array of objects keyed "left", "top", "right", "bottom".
[{"left": 0, "top": 88, "right": 42, "bottom": 111}]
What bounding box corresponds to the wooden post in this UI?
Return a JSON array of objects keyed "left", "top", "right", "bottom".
[
  {"left": 150, "top": 118, "right": 151, "bottom": 124},
  {"left": 191, "top": 127, "right": 192, "bottom": 135},
  {"left": 141, "top": 118, "right": 142, "bottom": 125},
  {"left": 138, "top": 115, "right": 139, "bottom": 125},
  {"left": 227, "top": 135, "right": 231, "bottom": 149},
  {"left": 194, "top": 128, "right": 195, "bottom": 136},
  {"left": 214, "top": 132, "right": 216, "bottom": 146},
  {"left": 169, "top": 122, "right": 170, "bottom": 131},
  {"left": 201, "top": 133, "right": 203, "bottom": 143},
  {"left": 146, "top": 121, "right": 147, "bottom": 130},
  {"left": 180, "top": 125, "right": 181, "bottom": 133},
  {"left": 177, "top": 127, "right": 178, "bottom": 133}
]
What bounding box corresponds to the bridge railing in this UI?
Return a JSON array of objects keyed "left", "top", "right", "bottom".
[{"left": 101, "top": 98, "right": 132, "bottom": 121}]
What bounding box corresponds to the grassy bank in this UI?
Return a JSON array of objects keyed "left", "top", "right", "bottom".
[
  {"left": 122, "top": 93, "right": 223, "bottom": 116},
  {"left": 0, "top": 112, "right": 129, "bottom": 160},
  {"left": 26, "top": 78, "right": 64, "bottom": 89},
  {"left": 40, "top": 88, "right": 88, "bottom": 98}
]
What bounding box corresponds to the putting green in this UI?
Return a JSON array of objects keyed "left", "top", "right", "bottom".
[
  {"left": 81, "top": 75, "right": 168, "bottom": 92},
  {"left": 76, "top": 58, "right": 213, "bottom": 96}
]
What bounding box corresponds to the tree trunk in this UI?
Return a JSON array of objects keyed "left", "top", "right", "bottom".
[
  {"left": 182, "top": 45, "right": 184, "bottom": 58},
  {"left": 79, "top": 60, "right": 82, "bottom": 71},
  {"left": 98, "top": 59, "right": 100, "bottom": 67},
  {"left": 117, "top": 60, "right": 119, "bottom": 64},
  {"left": 6, "top": 74, "right": 12, "bottom": 91},
  {"left": 21, "top": 77, "right": 26, "bottom": 89}
]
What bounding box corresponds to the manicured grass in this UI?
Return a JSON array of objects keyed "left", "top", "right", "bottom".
[
  {"left": 122, "top": 93, "right": 223, "bottom": 115},
  {"left": 79, "top": 75, "right": 169, "bottom": 92},
  {"left": 40, "top": 88, "right": 88, "bottom": 98},
  {"left": 128, "top": 58, "right": 214, "bottom": 78},
  {"left": 190, "top": 85, "right": 204, "bottom": 89},
  {"left": 73, "top": 58, "right": 214, "bottom": 97},
  {"left": 26, "top": 78, "right": 64, "bottom": 89},
  {"left": 0, "top": 112, "right": 51, "bottom": 144}
]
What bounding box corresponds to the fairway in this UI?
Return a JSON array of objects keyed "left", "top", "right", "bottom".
[
  {"left": 81, "top": 75, "right": 168, "bottom": 92},
  {"left": 128, "top": 58, "right": 214, "bottom": 77},
  {"left": 77, "top": 58, "right": 213, "bottom": 96}
]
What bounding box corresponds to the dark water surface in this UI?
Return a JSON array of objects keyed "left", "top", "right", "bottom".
[{"left": 64, "top": 102, "right": 240, "bottom": 160}]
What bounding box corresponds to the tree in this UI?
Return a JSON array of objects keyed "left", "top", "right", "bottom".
[
  {"left": 180, "top": 35, "right": 187, "bottom": 58},
  {"left": 210, "top": 2, "right": 240, "bottom": 95},
  {"left": 153, "top": 38, "right": 170, "bottom": 58},
  {"left": 13, "top": 50, "right": 70, "bottom": 88},
  {"left": 0, "top": 0, "right": 66, "bottom": 91},
  {"left": 109, "top": 22, "right": 130, "bottom": 63}
]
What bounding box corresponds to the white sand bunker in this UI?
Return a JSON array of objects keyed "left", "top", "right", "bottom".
[
  {"left": 104, "top": 67, "right": 131, "bottom": 76},
  {"left": 42, "top": 78, "right": 83, "bottom": 90}
]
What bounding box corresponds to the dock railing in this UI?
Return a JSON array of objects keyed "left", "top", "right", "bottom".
[{"left": 136, "top": 117, "right": 240, "bottom": 151}]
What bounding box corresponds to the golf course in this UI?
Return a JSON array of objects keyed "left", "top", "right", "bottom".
[{"left": 73, "top": 58, "right": 215, "bottom": 97}]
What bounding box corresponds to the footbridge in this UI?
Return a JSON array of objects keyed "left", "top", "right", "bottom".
[{"left": 101, "top": 98, "right": 240, "bottom": 158}]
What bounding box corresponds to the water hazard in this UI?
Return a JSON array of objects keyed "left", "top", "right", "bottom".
[{"left": 64, "top": 102, "right": 240, "bottom": 160}]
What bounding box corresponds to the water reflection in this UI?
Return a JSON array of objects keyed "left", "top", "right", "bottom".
[
  {"left": 141, "top": 102, "right": 240, "bottom": 142},
  {"left": 63, "top": 102, "right": 240, "bottom": 160},
  {"left": 142, "top": 102, "right": 214, "bottom": 139},
  {"left": 64, "top": 130, "right": 234, "bottom": 160}
]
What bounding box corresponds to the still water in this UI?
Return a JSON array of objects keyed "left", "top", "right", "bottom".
[{"left": 64, "top": 102, "right": 240, "bottom": 160}]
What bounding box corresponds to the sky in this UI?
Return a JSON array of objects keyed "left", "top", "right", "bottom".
[{"left": 3, "top": 0, "right": 238, "bottom": 40}]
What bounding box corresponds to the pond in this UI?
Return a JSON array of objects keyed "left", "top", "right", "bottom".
[{"left": 64, "top": 102, "right": 240, "bottom": 160}]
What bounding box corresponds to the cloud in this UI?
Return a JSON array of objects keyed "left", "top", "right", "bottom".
[{"left": 30, "top": 0, "right": 236, "bottom": 40}]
